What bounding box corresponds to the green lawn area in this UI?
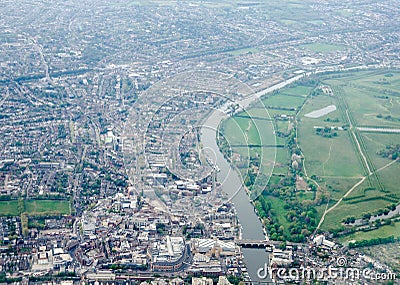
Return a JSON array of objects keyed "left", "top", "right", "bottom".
[
  {"left": 282, "top": 85, "right": 314, "bottom": 96},
  {"left": 321, "top": 196, "right": 393, "bottom": 231},
  {"left": 297, "top": 190, "right": 315, "bottom": 201},
  {"left": 273, "top": 155, "right": 289, "bottom": 175},
  {"left": 320, "top": 177, "right": 363, "bottom": 201},
  {"left": 263, "top": 109, "right": 297, "bottom": 117},
  {"left": 267, "top": 195, "right": 291, "bottom": 233},
  {"left": 325, "top": 70, "right": 400, "bottom": 127},
  {"left": 25, "top": 200, "right": 70, "bottom": 215},
  {"left": 300, "top": 43, "right": 347, "bottom": 53},
  {"left": 300, "top": 130, "right": 363, "bottom": 177},
  {"left": 374, "top": 162, "right": 400, "bottom": 199},
  {"left": 263, "top": 94, "right": 306, "bottom": 109},
  {"left": 298, "top": 95, "right": 364, "bottom": 178},
  {"left": 360, "top": 133, "right": 400, "bottom": 170},
  {"left": 307, "top": 20, "right": 325, "bottom": 26},
  {"left": 221, "top": 106, "right": 277, "bottom": 198},
  {"left": 275, "top": 120, "right": 290, "bottom": 134},
  {"left": 334, "top": 85, "right": 398, "bottom": 127},
  {"left": 0, "top": 199, "right": 70, "bottom": 216},
  {"left": 0, "top": 201, "right": 19, "bottom": 216},
  {"left": 220, "top": 68, "right": 400, "bottom": 241},
  {"left": 297, "top": 70, "right": 400, "bottom": 233},
  {"left": 274, "top": 147, "right": 289, "bottom": 165},
  {"left": 339, "top": 221, "right": 400, "bottom": 244},
  {"left": 220, "top": 116, "right": 249, "bottom": 145},
  {"left": 313, "top": 71, "right": 400, "bottom": 232}
]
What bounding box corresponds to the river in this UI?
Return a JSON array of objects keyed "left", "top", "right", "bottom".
[
  {"left": 200, "top": 74, "right": 306, "bottom": 282},
  {"left": 201, "top": 112, "right": 269, "bottom": 282}
]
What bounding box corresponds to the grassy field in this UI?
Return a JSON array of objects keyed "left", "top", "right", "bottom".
[
  {"left": 220, "top": 105, "right": 276, "bottom": 197},
  {"left": 322, "top": 195, "right": 394, "bottom": 231},
  {"left": 273, "top": 148, "right": 289, "bottom": 175},
  {"left": 219, "top": 68, "right": 400, "bottom": 242},
  {"left": 310, "top": 70, "right": 400, "bottom": 234},
  {"left": 297, "top": 191, "right": 315, "bottom": 201},
  {"left": 283, "top": 85, "right": 314, "bottom": 96},
  {"left": 321, "top": 177, "right": 364, "bottom": 200},
  {"left": 307, "top": 20, "right": 325, "bottom": 26},
  {"left": 336, "top": 8, "right": 354, "bottom": 17},
  {"left": 0, "top": 201, "right": 19, "bottom": 216},
  {"left": 279, "top": 19, "right": 297, "bottom": 26},
  {"left": 267, "top": 195, "right": 292, "bottom": 233},
  {"left": 275, "top": 120, "right": 290, "bottom": 134},
  {"left": 0, "top": 199, "right": 70, "bottom": 216},
  {"left": 262, "top": 93, "right": 306, "bottom": 108},
  {"left": 300, "top": 43, "right": 347, "bottom": 53},
  {"left": 298, "top": 94, "right": 364, "bottom": 179},
  {"left": 339, "top": 221, "right": 400, "bottom": 244},
  {"left": 25, "top": 200, "right": 71, "bottom": 215},
  {"left": 360, "top": 133, "right": 400, "bottom": 169},
  {"left": 324, "top": 71, "right": 400, "bottom": 127}
]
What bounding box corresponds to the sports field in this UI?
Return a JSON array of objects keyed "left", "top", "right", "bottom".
[{"left": 0, "top": 199, "right": 71, "bottom": 216}]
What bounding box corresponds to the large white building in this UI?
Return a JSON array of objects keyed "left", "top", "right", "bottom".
[{"left": 150, "top": 236, "right": 188, "bottom": 272}]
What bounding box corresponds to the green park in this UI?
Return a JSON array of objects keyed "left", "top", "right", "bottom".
[{"left": 218, "top": 68, "right": 400, "bottom": 243}]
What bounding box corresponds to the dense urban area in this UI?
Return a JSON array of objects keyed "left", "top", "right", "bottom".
[{"left": 1, "top": 0, "right": 400, "bottom": 284}]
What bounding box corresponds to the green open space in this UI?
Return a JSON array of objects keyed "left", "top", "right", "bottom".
[
  {"left": 282, "top": 85, "right": 314, "bottom": 96},
  {"left": 307, "top": 69, "right": 400, "bottom": 237},
  {"left": 300, "top": 126, "right": 363, "bottom": 177},
  {"left": 0, "top": 201, "right": 19, "bottom": 216},
  {"left": 0, "top": 199, "right": 71, "bottom": 216},
  {"left": 307, "top": 20, "right": 326, "bottom": 26},
  {"left": 219, "top": 69, "right": 400, "bottom": 243},
  {"left": 297, "top": 190, "right": 315, "bottom": 202},
  {"left": 320, "top": 177, "right": 364, "bottom": 201},
  {"left": 322, "top": 196, "right": 393, "bottom": 231},
  {"left": 275, "top": 120, "right": 290, "bottom": 135},
  {"left": 360, "top": 133, "right": 400, "bottom": 169},
  {"left": 255, "top": 108, "right": 297, "bottom": 117},
  {"left": 219, "top": 106, "right": 277, "bottom": 198},
  {"left": 339, "top": 221, "right": 400, "bottom": 244},
  {"left": 298, "top": 94, "right": 364, "bottom": 178},
  {"left": 374, "top": 162, "right": 400, "bottom": 199},
  {"left": 324, "top": 70, "right": 400, "bottom": 127},
  {"left": 300, "top": 43, "right": 347, "bottom": 53},
  {"left": 268, "top": 195, "right": 291, "bottom": 229},
  {"left": 25, "top": 200, "right": 71, "bottom": 215},
  {"left": 333, "top": 85, "right": 398, "bottom": 127},
  {"left": 263, "top": 93, "right": 306, "bottom": 109}
]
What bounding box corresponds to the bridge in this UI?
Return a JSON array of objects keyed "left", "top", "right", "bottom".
[
  {"left": 235, "top": 239, "right": 301, "bottom": 249},
  {"left": 235, "top": 239, "right": 277, "bottom": 249}
]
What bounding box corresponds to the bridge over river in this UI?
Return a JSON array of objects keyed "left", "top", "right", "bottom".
[{"left": 235, "top": 239, "right": 301, "bottom": 249}]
